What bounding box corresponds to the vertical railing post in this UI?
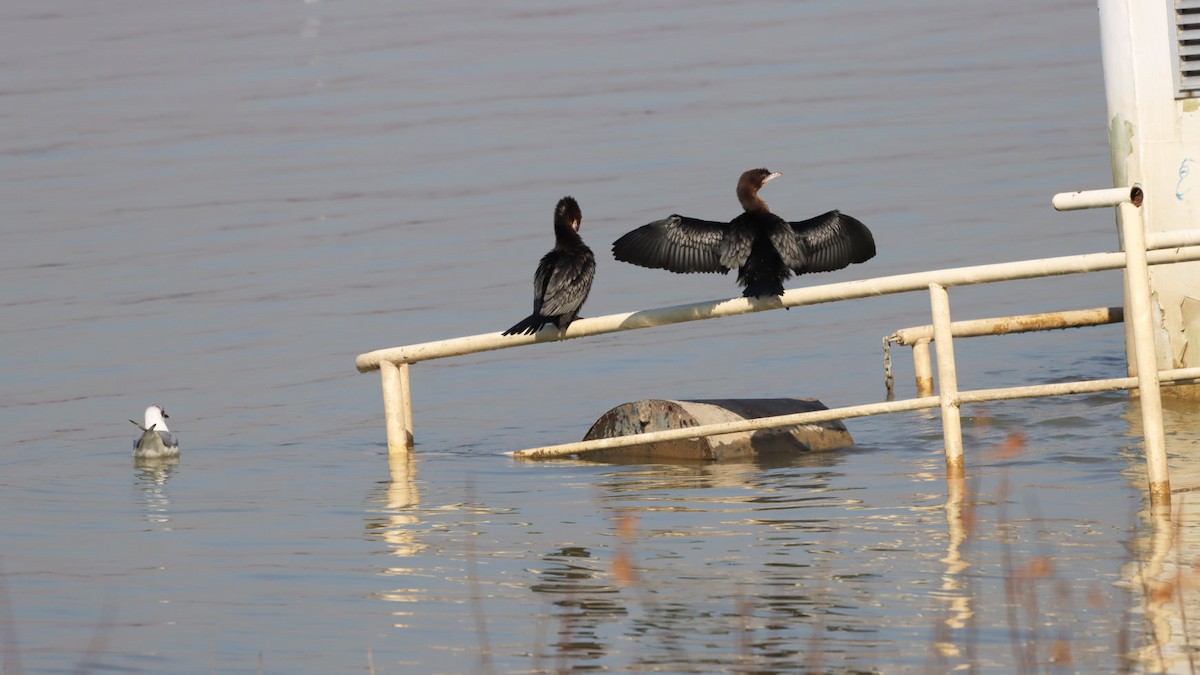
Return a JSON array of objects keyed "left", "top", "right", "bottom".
[
  {"left": 380, "top": 360, "right": 414, "bottom": 456},
  {"left": 929, "top": 283, "right": 964, "bottom": 472},
  {"left": 1119, "top": 195, "right": 1170, "bottom": 507},
  {"left": 400, "top": 361, "right": 413, "bottom": 438},
  {"left": 912, "top": 339, "right": 934, "bottom": 397}
]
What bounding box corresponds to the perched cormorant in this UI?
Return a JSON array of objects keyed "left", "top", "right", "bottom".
[
  {"left": 503, "top": 196, "right": 596, "bottom": 336},
  {"left": 611, "top": 168, "right": 876, "bottom": 298},
  {"left": 130, "top": 404, "right": 180, "bottom": 459}
]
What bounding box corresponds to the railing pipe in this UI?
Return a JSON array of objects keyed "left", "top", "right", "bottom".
[
  {"left": 1147, "top": 229, "right": 1200, "bottom": 250},
  {"left": 510, "top": 397, "right": 940, "bottom": 460},
  {"left": 380, "top": 361, "right": 412, "bottom": 455},
  {"left": 929, "top": 284, "right": 964, "bottom": 470},
  {"left": 888, "top": 307, "right": 1125, "bottom": 346},
  {"left": 508, "top": 366, "right": 1200, "bottom": 461},
  {"left": 889, "top": 307, "right": 1125, "bottom": 398},
  {"left": 1119, "top": 199, "right": 1170, "bottom": 506},
  {"left": 1051, "top": 186, "right": 1142, "bottom": 211},
  {"left": 356, "top": 245, "right": 1200, "bottom": 372},
  {"left": 359, "top": 245, "right": 1200, "bottom": 454},
  {"left": 912, "top": 339, "right": 934, "bottom": 397}
]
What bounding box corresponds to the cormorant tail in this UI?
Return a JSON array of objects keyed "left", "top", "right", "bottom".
[
  {"left": 741, "top": 279, "right": 785, "bottom": 298},
  {"left": 502, "top": 314, "right": 550, "bottom": 336}
]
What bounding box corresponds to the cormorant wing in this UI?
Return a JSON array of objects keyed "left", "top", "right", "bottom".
[
  {"left": 612, "top": 215, "right": 729, "bottom": 274},
  {"left": 788, "top": 210, "right": 876, "bottom": 274},
  {"left": 534, "top": 248, "right": 596, "bottom": 317},
  {"left": 766, "top": 214, "right": 808, "bottom": 271}
]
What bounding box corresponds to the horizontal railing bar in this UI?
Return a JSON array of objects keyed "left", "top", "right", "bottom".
[
  {"left": 1155, "top": 366, "right": 1200, "bottom": 384},
  {"left": 1051, "top": 186, "right": 1140, "bottom": 211},
  {"left": 949, "top": 365, "right": 1200, "bottom": 404},
  {"left": 508, "top": 397, "right": 941, "bottom": 460},
  {"left": 957, "top": 376, "right": 1138, "bottom": 402},
  {"left": 882, "top": 226, "right": 1200, "bottom": 346},
  {"left": 356, "top": 245, "right": 1200, "bottom": 372},
  {"left": 887, "top": 306, "right": 1124, "bottom": 346},
  {"left": 1147, "top": 228, "right": 1200, "bottom": 249},
  {"left": 508, "top": 366, "right": 1200, "bottom": 460}
]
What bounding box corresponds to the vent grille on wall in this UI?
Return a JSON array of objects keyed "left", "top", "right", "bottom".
[{"left": 1172, "top": 0, "right": 1200, "bottom": 97}]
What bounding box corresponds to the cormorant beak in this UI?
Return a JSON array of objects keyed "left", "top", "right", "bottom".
[{"left": 764, "top": 172, "right": 782, "bottom": 184}]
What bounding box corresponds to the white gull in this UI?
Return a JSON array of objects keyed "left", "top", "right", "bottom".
[{"left": 130, "top": 404, "right": 180, "bottom": 459}]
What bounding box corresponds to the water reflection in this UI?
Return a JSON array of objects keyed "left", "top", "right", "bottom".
[
  {"left": 544, "top": 457, "right": 888, "bottom": 670},
  {"left": 1129, "top": 508, "right": 1175, "bottom": 672},
  {"left": 364, "top": 454, "right": 446, "bottom": 629},
  {"left": 347, "top": 432, "right": 1161, "bottom": 672},
  {"left": 1125, "top": 396, "right": 1200, "bottom": 672},
  {"left": 931, "top": 471, "right": 975, "bottom": 663},
  {"left": 373, "top": 456, "right": 424, "bottom": 557},
  {"left": 133, "top": 456, "right": 178, "bottom": 531},
  {"left": 531, "top": 545, "right": 626, "bottom": 668},
  {"left": 590, "top": 453, "right": 845, "bottom": 495}
]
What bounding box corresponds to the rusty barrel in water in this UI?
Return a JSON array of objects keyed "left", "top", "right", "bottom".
[{"left": 581, "top": 398, "right": 853, "bottom": 462}]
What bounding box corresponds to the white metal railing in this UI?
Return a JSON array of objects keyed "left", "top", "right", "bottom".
[
  {"left": 356, "top": 248, "right": 1186, "bottom": 370},
  {"left": 509, "top": 366, "right": 1200, "bottom": 459},
  {"left": 355, "top": 186, "right": 1200, "bottom": 505},
  {"left": 884, "top": 306, "right": 1126, "bottom": 398}
]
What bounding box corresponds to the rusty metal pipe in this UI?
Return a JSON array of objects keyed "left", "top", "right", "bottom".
[
  {"left": 888, "top": 307, "right": 1124, "bottom": 346},
  {"left": 912, "top": 339, "right": 934, "bottom": 397}
]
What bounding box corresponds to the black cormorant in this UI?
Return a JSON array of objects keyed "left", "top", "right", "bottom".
[
  {"left": 503, "top": 196, "right": 596, "bottom": 336},
  {"left": 611, "top": 168, "right": 875, "bottom": 298}
]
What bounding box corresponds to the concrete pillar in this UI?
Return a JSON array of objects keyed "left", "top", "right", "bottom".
[{"left": 1098, "top": 0, "right": 1200, "bottom": 390}]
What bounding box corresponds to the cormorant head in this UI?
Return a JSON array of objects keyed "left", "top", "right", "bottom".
[
  {"left": 555, "top": 196, "right": 583, "bottom": 232},
  {"left": 743, "top": 168, "right": 781, "bottom": 190},
  {"left": 737, "top": 168, "right": 782, "bottom": 211}
]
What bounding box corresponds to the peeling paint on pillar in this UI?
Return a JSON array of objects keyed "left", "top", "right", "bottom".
[
  {"left": 1109, "top": 115, "right": 1135, "bottom": 193},
  {"left": 1181, "top": 296, "right": 1200, "bottom": 366}
]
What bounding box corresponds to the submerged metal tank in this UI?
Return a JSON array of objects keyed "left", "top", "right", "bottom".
[{"left": 581, "top": 398, "right": 853, "bottom": 462}]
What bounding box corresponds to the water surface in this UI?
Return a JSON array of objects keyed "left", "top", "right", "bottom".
[{"left": 4, "top": 0, "right": 1198, "bottom": 672}]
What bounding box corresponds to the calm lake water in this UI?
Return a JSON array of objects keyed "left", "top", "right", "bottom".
[{"left": 6, "top": 0, "right": 1200, "bottom": 672}]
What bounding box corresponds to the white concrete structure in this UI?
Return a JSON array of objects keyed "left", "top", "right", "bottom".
[{"left": 1099, "top": 0, "right": 1200, "bottom": 380}]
